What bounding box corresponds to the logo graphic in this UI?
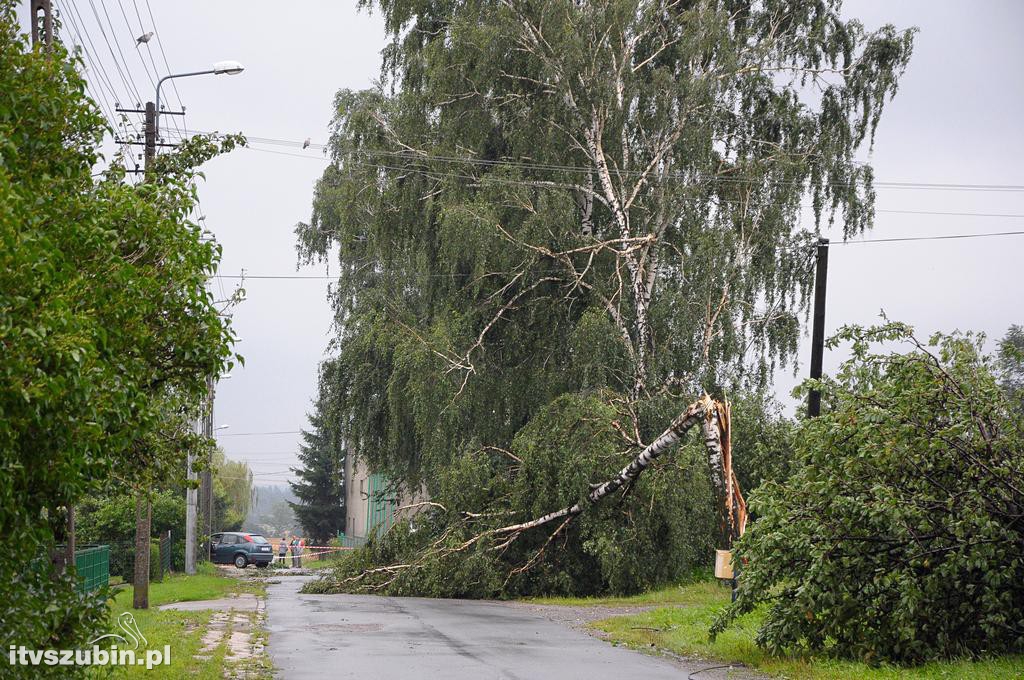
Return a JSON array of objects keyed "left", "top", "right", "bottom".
[
  {"left": 90, "top": 612, "right": 148, "bottom": 649},
  {"left": 8, "top": 613, "right": 170, "bottom": 670}
]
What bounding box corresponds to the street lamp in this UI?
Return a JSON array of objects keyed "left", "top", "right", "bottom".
[
  {"left": 174, "top": 61, "right": 242, "bottom": 576},
  {"left": 154, "top": 61, "right": 245, "bottom": 136}
]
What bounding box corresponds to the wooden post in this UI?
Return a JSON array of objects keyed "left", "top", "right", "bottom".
[{"left": 807, "top": 238, "right": 829, "bottom": 418}]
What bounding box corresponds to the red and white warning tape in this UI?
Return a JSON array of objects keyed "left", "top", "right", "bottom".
[{"left": 269, "top": 546, "right": 351, "bottom": 562}]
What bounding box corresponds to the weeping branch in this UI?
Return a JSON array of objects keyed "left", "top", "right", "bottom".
[{"left": 332, "top": 394, "right": 733, "bottom": 591}]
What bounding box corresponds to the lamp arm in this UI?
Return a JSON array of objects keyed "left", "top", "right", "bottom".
[{"left": 154, "top": 69, "right": 217, "bottom": 136}]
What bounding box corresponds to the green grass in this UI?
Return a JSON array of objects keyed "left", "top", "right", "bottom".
[
  {"left": 528, "top": 580, "right": 725, "bottom": 607},
  {"left": 100, "top": 565, "right": 264, "bottom": 679},
  {"left": 556, "top": 581, "right": 1024, "bottom": 679},
  {"left": 305, "top": 556, "right": 348, "bottom": 570}
]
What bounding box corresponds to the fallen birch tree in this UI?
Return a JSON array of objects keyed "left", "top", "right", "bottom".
[{"left": 310, "top": 394, "right": 747, "bottom": 594}]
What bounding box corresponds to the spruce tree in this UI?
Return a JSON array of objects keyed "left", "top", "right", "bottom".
[{"left": 289, "top": 361, "right": 346, "bottom": 543}]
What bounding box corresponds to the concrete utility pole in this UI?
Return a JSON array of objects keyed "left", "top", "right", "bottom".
[
  {"left": 185, "top": 421, "right": 198, "bottom": 573},
  {"left": 29, "top": 0, "right": 52, "bottom": 49},
  {"left": 148, "top": 61, "right": 243, "bottom": 569},
  {"left": 28, "top": 0, "right": 72, "bottom": 575},
  {"left": 201, "top": 375, "right": 215, "bottom": 550},
  {"left": 807, "top": 238, "right": 829, "bottom": 418}
]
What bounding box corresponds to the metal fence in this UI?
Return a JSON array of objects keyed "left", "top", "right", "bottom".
[
  {"left": 74, "top": 545, "right": 109, "bottom": 593},
  {"left": 98, "top": 533, "right": 179, "bottom": 582},
  {"left": 159, "top": 531, "right": 173, "bottom": 575},
  {"left": 337, "top": 533, "right": 367, "bottom": 549}
]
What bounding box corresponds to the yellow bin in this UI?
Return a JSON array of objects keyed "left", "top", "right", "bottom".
[{"left": 715, "top": 549, "right": 734, "bottom": 580}]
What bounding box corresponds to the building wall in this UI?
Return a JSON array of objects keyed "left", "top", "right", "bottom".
[
  {"left": 342, "top": 453, "right": 428, "bottom": 540},
  {"left": 343, "top": 452, "right": 369, "bottom": 538}
]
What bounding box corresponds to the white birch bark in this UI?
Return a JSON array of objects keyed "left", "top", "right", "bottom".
[{"left": 494, "top": 395, "right": 717, "bottom": 536}]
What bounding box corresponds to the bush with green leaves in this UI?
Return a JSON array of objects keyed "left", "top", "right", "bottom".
[{"left": 714, "top": 322, "right": 1024, "bottom": 663}]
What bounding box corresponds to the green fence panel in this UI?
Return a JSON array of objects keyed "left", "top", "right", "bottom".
[
  {"left": 337, "top": 533, "right": 367, "bottom": 549},
  {"left": 75, "top": 545, "right": 109, "bottom": 594}
]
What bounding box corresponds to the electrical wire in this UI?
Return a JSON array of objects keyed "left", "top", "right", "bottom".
[
  {"left": 174, "top": 129, "right": 1024, "bottom": 194},
  {"left": 85, "top": 0, "right": 143, "bottom": 105},
  {"left": 216, "top": 431, "right": 302, "bottom": 437},
  {"left": 142, "top": 0, "right": 183, "bottom": 113},
  {"left": 831, "top": 231, "right": 1024, "bottom": 245},
  {"left": 122, "top": 0, "right": 185, "bottom": 139},
  {"left": 231, "top": 144, "right": 1024, "bottom": 223},
  {"left": 202, "top": 230, "right": 1024, "bottom": 284},
  {"left": 58, "top": 0, "right": 139, "bottom": 163},
  {"left": 114, "top": 0, "right": 155, "bottom": 92}
]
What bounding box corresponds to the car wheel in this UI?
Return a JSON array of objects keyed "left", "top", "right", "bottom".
[{"left": 234, "top": 554, "right": 248, "bottom": 569}]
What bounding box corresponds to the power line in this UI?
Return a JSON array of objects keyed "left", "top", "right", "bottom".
[
  {"left": 141, "top": 0, "right": 183, "bottom": 112},
  {"left": 114, "top": 0, "right": 155, "bottom": 91},
  {"left": 85, "top": 0, "right": 143, "bottom": 105},
  {"left": 232, "top": 145, "right": 1024, "bottom": 221},
  {"left": 56, "top": 1, "right": 138, "bottom": 165},
  {"left": 181, "top": 130, "right": 1024, "bottom": 194},
  {"left": 216, "top": 430, "right": 302, "bottom": 437},
  {"left": 207, "top": 230, "right": 1024, "bottom": 282},
  {"left": 832, "top": 230, "right": 1024, "bottom": 245},
  {"left": 121, "top": 0, "right": 184, "bottom": 139}
]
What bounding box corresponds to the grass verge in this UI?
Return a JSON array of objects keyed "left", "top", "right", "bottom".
[
  {"left": 577, "top": 581, "right": 1024, "bottom": 680},
  {"left": 102, "top": 565, "right": 266, "bottom": 678}
]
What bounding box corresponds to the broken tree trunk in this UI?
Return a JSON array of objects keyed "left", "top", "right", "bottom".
[
  {"left": 493, "top": 394, "right": 721, "bottom": 538},
  {"left": 336, "top": 394, "right": 743, "bottom": 591}
]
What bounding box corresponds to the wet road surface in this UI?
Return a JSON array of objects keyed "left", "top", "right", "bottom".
[{"left": 265, "top": 575, "right": 757, "bottom": 679}]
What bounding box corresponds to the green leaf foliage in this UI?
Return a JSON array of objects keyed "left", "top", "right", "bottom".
[
  {"left": 714, "top": 322, "right": 1024, "bottom": 663},
  {"left": 301, "top": 0, "right": 910, "bottom": 598},
  {"left": 309, "top": 390, "right": 798, "bottom": 597},
  {"left": 0, "top": 3, "right": 238, "bottom": 659}
]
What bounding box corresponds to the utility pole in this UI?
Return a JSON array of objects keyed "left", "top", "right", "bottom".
[
  {"left": 29, "top": 0, "right": 52, "bottom": 49},
  {"left": 185, "top": 420, "right": 198, "bottom": 574},
  {"left": 132, "top": 102, "right": 158, "bottom": 609},
  {"left": 201, "top": 376, "right": 215, "bottom": 550},
  {"left": 807, "top": 238, "right": 829, "bottom": 418},
  {"left": 29, "top": 0, "right": 68, "bottom": 571},
  {"left": 131, "top": 60, "right": 243, "bottom": 575},
  {"left": 143, "top": 102, "right": 157, "bottom": 174}
]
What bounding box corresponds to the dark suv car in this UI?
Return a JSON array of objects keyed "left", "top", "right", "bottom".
[{"left": 209, "top": 532, "right": 274, "bottom": 569}]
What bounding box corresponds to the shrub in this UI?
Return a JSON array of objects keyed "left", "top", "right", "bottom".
[{"left": 715, "top": 322, "right": 1024, "bottom": 663}]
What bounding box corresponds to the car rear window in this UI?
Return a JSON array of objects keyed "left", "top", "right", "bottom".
[{"left": 250, "top": 535, "right": 269, "bottom": 544}]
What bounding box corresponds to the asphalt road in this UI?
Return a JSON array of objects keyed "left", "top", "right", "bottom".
[{"left": 265, "top": 576, "right": 757, "bottom": 680}]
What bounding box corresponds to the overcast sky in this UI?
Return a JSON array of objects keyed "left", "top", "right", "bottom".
[{"left": 24, "top": 1, "right": 1024, "bottom": 486}]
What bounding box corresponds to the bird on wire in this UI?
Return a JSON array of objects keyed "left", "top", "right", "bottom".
[
  {"left": 302, "top": 138, "right": 311, "bottom": 149},
  {"left": 136, "top": 32, "right": 154, "bottom": 46}
]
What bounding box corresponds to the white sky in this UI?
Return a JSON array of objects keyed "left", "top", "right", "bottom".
[{"left": 20, "top": 1, "right": 1024, "bottom": 486}]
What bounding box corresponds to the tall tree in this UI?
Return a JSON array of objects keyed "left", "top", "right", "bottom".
[
  {"left": 214, "top": 452, "right": 256, "bottom": 532},
  {"left": 997, "top": 325, "right": 1024, "bottom": 411},
  {"left": 297, "top": 0, "right": 913, "bottom": 595},
  {"left": 289, "top": 360, "right": 347, "bottom": 543}
]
